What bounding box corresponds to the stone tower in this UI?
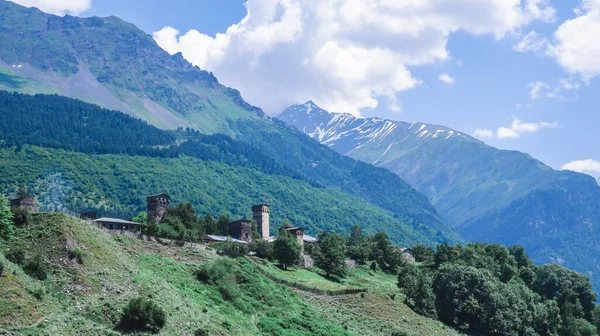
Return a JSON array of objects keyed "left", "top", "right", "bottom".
[
  {"left": 147, "top": 193, "right": 171, "bottom": 223},
  {"left": 252, "top": 204, "right": 270, "bottom": 239},
  {"left": 10, "top": 196, "right": 36, "bottom": 212}
]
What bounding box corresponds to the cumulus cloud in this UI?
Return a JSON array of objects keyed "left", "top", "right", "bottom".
[
  {"left": 562, "top": 159, "right": 600, "bottom": 176},
  {"left": 513, "top": 31, "right": 548, "bottom": 52},
  {"left": 153, "top": 0, "right": 556, "bottom": 115},
  {"left": 474, "top": 119, "right": 559, "bottom": 140},
  {"left": 9, "top": 0, "right": 91, "bottom": 15},
  {"left": 439, "top": 73, "right": 455, "bottom": 84},
  {"left": 547, "top": 0, "right": 600, "bottom": 80}
]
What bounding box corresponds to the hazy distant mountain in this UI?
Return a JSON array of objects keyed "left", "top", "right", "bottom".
[{"left": 278, "top": 101, "right": 600, "bottom": 290}]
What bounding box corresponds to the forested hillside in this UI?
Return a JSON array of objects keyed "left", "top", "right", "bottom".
[{"left": 0, "top": 91, "right": 460, "bottom": 245}]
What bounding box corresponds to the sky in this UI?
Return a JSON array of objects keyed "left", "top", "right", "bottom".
[{"left": 10, "top": 0, "right": 600, "bottom": 177}]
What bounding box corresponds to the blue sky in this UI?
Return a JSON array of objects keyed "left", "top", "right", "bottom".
[{"left": 12, "top": 0, "right": 600, "bottom": 176}]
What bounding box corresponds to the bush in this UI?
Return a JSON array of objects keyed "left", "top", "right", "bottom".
[
  {"left": 6, "top": 249, "right": 25, "bottom": 265},
  {"left": 118, "top": 297, "right": 166, "bottom": 333},
  {"left": 12, "top": 208, "right": 32, "bottom": 227},
  {"left": 23, "top": 255, "right": 47, "bottom": 280},
  {"left": 250, "top": 239, "right": 273, "bottom": 260},
  {"left": 0, "top": 260, "right": 4, "bottom": 276},
  {"left": 215, "top": 239, "right": 248, "bottom": 258},
  {"left": 194, "top": 259, "right": 234, "bottom": 284},
  {"left": 68, "top": 248, "right": 86, "bottom": 264},
  {"left": 194, "top": 328, "right": 209, "bottom": 336}
]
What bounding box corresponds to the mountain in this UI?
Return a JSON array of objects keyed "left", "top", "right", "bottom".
[
  {"left": 0, "top": 1, "right": 460, "bottom": 245},
  {"left": 0, "top": 90, "right": 461, "bottom": 245},
  {"left": 0, "top": 0, "right": 264, "bottom": 134},
  {"left": 278, "top": 101, "right": 600, "bottom": 290}
]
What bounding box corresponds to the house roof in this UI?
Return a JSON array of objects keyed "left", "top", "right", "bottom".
[
  {"left": 204, "top": 235, "right": 248, "bottom": 244},
  {"left": 400, "top": 248, "right": 413, "bottom": 253},
  {"left": 303, "top": 235, "right": 318, "bottom": 243},
  {"left": 146, "top": 193, "right": 171, "bottom": 199},
  {"left": 93, "top": 217, "right": 141, "bottom": 226}
]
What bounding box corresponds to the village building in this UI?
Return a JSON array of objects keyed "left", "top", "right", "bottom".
[
  {"left": 93, "top": 217, "right": 143, "bottom": 232},
  {"left": 10, "top": 196, "right": 36, "bottom": 212},
  {"left": 228, "top": 219, "right": 252, "bottom": 243},
  {"left": 400, "top": 248, "right": 415, "bottom": 262},
  {"left": 146, "top": 193, "right": 170, "bottom": 223},
  {"left": 203, "top": 234, "right": 248, "bottom": 245},
  {"left": 252, "top": 204, "right": 270, "bottom": 239},
  {"left": 79, "top": 211, "right": 97, "bottom": 221}
]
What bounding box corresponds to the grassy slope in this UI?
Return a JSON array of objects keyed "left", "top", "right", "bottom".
[
  {"left": 0, "top": 213, "right": 458, "bottom": 335},
  {"left": 0, "top": 145, "right": 436, "bottom": 246}
]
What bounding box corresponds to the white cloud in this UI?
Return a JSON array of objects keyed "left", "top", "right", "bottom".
[
  {"left": 473, "top": 119, "right": 559, "bottom": 140},
  {"left": 439, "top": 73, "right": 455, "bottom": 84},
  {"left": 547, "top": 0, "right": 600, "bottom": 80},
  {"left": 562, "top": 159, "right": 600, "bottom": 176},
  {"left": 9, "top": 0, "right": 91, "bottom": 15},
  {"left": 473, "top": 129, "right": 494, "bottom": 138},
  {"left": 513, "top": 30, "right": 548, "bottom": 52},
  {"left": 153, "top": 0, "right": 556, "bottom": 115},
  {"left": 527, "top": 77, "right": 581, "bottom": 99}
]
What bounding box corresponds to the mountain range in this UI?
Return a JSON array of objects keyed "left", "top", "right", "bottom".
[
  {"left": 0, "top": 0, "right": 460, "bottom": 247},
  {"left": 278, "top": 101, "right": 600, "bottom": 289}
]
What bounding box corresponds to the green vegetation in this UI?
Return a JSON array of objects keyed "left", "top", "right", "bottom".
[
  {"left": 0, "top": 193, "right": 14, "bottom": 239},
  {"left": 12, "top": 208, "right": 32, "bottom": 227},
  {"left": 118, "top": 297, "right": 166, "bottom": 334},
  {"left": 398, "top": 242, "right": 599, "bottom": 336},
  {"left": 0, "top": 89, "right": 459, "bottom": 246},
  {"left": 274, "top": 230, "right": 302, "bottom": 270},
  {"left": 314, "top": 232, "right": 347, "bottom": 278},
  {"left": 0, "top": 213, "right": 358, "bottom": 335}
]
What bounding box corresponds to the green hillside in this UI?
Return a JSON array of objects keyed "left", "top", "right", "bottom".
[
  {"left": 0, "top": 0, "right": 262, "bottom": 134},
  {"left": 0, "top": 90, "right": 460, "bottom": 245},
  {"left": 0, "top": 213, "right": 460, "bottom": 335}
]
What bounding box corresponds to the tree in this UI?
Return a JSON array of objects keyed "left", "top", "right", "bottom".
[
  {"left": 0, "top": 194, "right": 14, "bottom": 240},
  {"left": 273, "top": 230, "right": 301, "bottom": 270},
  {"left": 143, "top": 218, "right": 160, "bottom": 237},
  {"left": 411, "top": 244, "right": 435, "bottom": 263},
  {"left": 131, "top": 211, "right": 147, "bottom": 224},
  {"left": 314, "top": 232, "right": 347, "bottom": 278},
  {"left": 347, "top": 224, "right": 364, "bottom": 248}
]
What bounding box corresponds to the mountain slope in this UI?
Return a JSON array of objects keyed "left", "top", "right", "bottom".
[
  {"left": 0, "top": 1, "right": 459, "bottom": 245},
  {"left": 278, "top": 101, "right": 600, "bottom": 291},
  {"left": 0, "top": 90, "right": 461, "bottom": 245},
  {"left": 0, "top": 0, "right": 264, "bottom": 134}
]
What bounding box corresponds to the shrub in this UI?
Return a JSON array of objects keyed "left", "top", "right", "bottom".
[
  {"left": 215, "top": 239, "right": 248, "bottom": 258},
  {"left": 194, "top": 259, "right": 234, "bottom": 284},
  {"left": 194, "top": 328, "right": 209, "bottom": 336},
  {"left": 6, "top": 249, "right": 25, "bottom": 265},
  {"left": 0, "top": 260, "right": 4, "bottom": 276},
  {"left": 29, "top": 287, "right": 44, "bottom": 300},
  {"left": 68, "top": 248, "right": 86, "bottom": 264},
  {"left": 12, "top": 208, "right": 32, "bottom": 227},
  {"left": 250, "top": 239, "right": 273, "bottom": 260},
  {"left": 24, "top": 255, "right": 47, "bottom": 280},
  {"left": 118, "top": 297, "right": 166, "bottom": 333}
]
